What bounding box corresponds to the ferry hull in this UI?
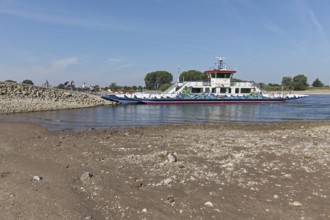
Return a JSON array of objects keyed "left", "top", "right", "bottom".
[
  {"left": 140, "top": 98, "right": 286, "bottom": 105},
  {"left": 102, "top": 95, "right": 289, "bottom": 105}
]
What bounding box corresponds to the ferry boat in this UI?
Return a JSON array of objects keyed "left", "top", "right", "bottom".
[
  {"left": 174, "top": 57, "right": 259, "bottom": 96},
  {"left": 102, "top": 58, "right": 307, "bottom": 104}
]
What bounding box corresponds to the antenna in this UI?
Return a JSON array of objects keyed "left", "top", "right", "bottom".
[
  {"left": 215, "top": 56, "right": 225, "bottom": 69},
  {"left": 177, "top": 64, "right": 180, "bottom": 83}
]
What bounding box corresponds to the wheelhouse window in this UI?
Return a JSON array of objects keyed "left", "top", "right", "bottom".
[
  {"left": 241, "top": 88, "right": 251, "bottom": 93},
  {"left": 191, "top": 88, "right": 203, "bottom": 93},
  {"left": 216, "top": 73, "right": 231, "bottom": 78}
]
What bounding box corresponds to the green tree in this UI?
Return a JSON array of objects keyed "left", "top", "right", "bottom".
[
  {"left": 144, "top": 71, "right": 173, "bottom": 90},
  {"left": 281, "top": 76, "right": 294, "bottom": 90},
  {"left": 257, "top": 82, "right": 282, "bottom": 91},
  {"left": 257, "top": 82, "right": 266, "bottom": 90},
  {"left": 179, "top": 70, "right": 206, "bottom": 82},
  {"left": 312, "top": 78, "right": 324, "bottom": 87},
  {"left": 56, "top": 84, "right": 65, "bottom": 89},
  {"left": 94, "top": 84, "right": 100, "bottom": 92},
  {"left": 108, "top": 82, "right": 120, "bottom": 91},
  {"left": 159, "top": 83, "right": 171, "bottom": 91},
  {"left": 293, "top": 74, "right": 309, "bottom": 90},
  {"left": 5, "top": 80, "right": 17, "bottom": 83},
  {"left": 22, "top": 79, "right": 34, "bottom": 85}
]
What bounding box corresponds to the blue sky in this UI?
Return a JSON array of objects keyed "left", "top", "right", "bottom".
[{"left": 1, "top": 0, "right": 330, "bottom": 87}]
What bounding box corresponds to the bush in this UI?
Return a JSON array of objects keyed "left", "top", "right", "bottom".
[
  {"left": 5, "top": 80, "right": 17, "bottom": 83},
  {"left": 159, "top": 83, "right": 172, "bottom": 91},
  {"left": 312, "top": 78, "right": 324, "bottom": 87},
  {"left": 22, "top": 79, "right": 34, "bottom": 85}
]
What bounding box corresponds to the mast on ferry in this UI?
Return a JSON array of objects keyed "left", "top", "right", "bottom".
[{"left": 215, "top": 57, "right": 225, "bottom": 70}]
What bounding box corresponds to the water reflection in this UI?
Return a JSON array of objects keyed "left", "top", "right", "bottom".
[{"left": 1, "top": 95, "right": 330, "bottom": 131}]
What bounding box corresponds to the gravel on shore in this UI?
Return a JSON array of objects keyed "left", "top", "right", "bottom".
[
  {"left": 0, "top": 81, "right": 114, "bottom": 114},
  {"left": 0, "top": 121, "right": 329, "bottom": 219}
]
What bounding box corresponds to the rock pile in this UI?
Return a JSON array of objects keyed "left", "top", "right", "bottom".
[{"left": 0, "top": 82, "right": 114, "bottom": 114}]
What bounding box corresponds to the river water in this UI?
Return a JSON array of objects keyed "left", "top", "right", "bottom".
[{"left": 1, "top": 94, "right": 330, "bottom": 131}]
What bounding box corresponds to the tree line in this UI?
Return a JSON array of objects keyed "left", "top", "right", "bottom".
[
  {"left": 143, "top": 71, "right": 328, "bottom": 92},
  {"left": 3, "top": 71, "right": 328, "bottom": 93},
  {"left": 259, "top": 75, "right": 327, "bottom": 91}
]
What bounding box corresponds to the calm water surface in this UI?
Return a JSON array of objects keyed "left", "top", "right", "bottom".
[{"left": 1, "top": 95, "right": 330, "bottom": 131}]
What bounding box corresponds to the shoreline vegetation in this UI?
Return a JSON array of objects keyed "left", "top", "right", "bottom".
[{"left": 0, "top": 81, "right": 330, "bottom": 218}]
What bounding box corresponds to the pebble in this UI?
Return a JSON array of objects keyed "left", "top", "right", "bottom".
[
  {"left": 163, "top": 178, "right": 173, "bottom": 185},
  {"left": 290, "top": 201, "right": 302, "bottom": 207},
  {"left": 204, "top": 201, "right": 214, "bottom": 207},
  {"left": 133, "top": 179, "right": 143, "bottom": 189},
  {"left": 167, "top": 152, "right": 177, "bottom": 163},
  {"left": 32, "top": 176, "right": 43, "bottom": 181},
  {"left": 166, "top": 195, "right": 175, "bottom": 204},
  {"left": 80, "top": 172, "right": 93, "bottom": 182}
]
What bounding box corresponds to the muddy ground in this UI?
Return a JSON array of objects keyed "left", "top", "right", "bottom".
[{"left": 0, "top": 121, "right": 330, "bottom": 220}]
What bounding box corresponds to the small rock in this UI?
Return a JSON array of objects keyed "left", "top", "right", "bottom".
[
  {"left": 163, "top": 178, "right": 173, "bottom": 185},
  {"left": 32, "top": 176, "right": 43, "bottom": 181},
  {"left": 290, "top": 201, "right": 302, "bottom": 207},
  {"left": 166, "top": 195, "right": 175, "bottom": 204},
  {"left": 133, "top": 179, "right": 143, "bottom": 189},
  {"left": 80, "top": 172, "right": 93, "bottom": 182},
  {"left": 273, "top": 194, "right": 279, "bottom": 199},
  {"left": 204, "top": 201, "right": 214, "bottom": 207},
  {"left": 178, "top": 164, "right": 185, "bottom": 169},
  {"left": 167, "top": 152, "right": 177, "bottom": 163},
  {"left": 142, "top": 208, "right": 147, "bottom": 213},
  {"left": 84, "top": 216, "right": 93, "bottom": 220}
]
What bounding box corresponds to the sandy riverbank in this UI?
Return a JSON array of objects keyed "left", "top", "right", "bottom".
[
  {"left": 1, "top": 121, "right": 329, "bottom": 219},
  {"left": 282, "top": 89, "right": 330, "bottom": 95}
]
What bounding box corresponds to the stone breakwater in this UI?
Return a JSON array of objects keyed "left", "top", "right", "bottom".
[{"left": 0, "top": 82, "right": 114, "bottom": 114}]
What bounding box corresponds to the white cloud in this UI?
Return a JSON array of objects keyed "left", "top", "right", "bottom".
[
  {"left": 108, "top": 57, "right": 122, "bottom": 65},
  {"left": 263, "top": 20, "right": 308, "bottom": 54},
  {"left": 263, "top": 21, "right": 287, "bottom": 36},
  {"left": 0, "top": 8, "right": 129, "bottom": 31},
  {"left": 108, "top": 57, "right": 132, "bottom": 70},
  {"left": 308, "top": 10, "right": 329, "bottom": 47},
  {"left": 293, "top": 0, "right": 330, "bottom": 48},
  {"left": 52, "top": 57, "right": 78, "bottom": 70}
]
